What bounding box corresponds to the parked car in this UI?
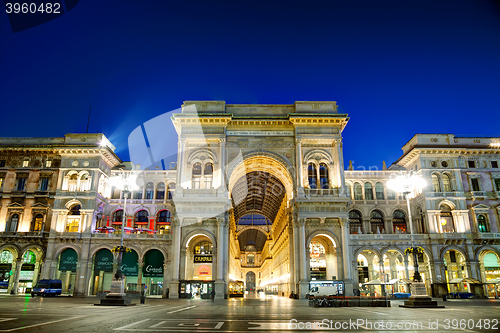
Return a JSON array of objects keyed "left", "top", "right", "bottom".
[{"left": 31, "top": 279, "right": 62, "bottom": 297}]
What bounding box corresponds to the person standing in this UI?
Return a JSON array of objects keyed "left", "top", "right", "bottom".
[{"left": 211, "top": 288, "right": 215, "bottom": 302}]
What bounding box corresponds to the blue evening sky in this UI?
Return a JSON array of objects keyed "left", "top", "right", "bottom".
[{"left": 1, "top": 0, "right": 499, "bottom": 170}]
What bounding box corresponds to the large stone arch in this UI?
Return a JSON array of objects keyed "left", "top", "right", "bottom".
[
  {"left": 475, "top": 246, "right": 500, "bottom": 262},
  {"left": 182, "top": 229, "right": 217, "bottom": 250},
  {"left": 139, "top": 246, "right": 169, "bottom": 262},
  {"left": 227, "top": 152, "right": 295, "bottom": 200},
  {"left": 440, "top": 245, "right": 468, "bottom": 262},
  {"left": 306, "top": 230, "right": 339, "bottom": 249},
  {"left": 53, "top": 244, "right": 82, "bottom": 260},
  {"left": 20, "top": 244, "right": 46, "bottom": 261},
  {"left": 88, "top": 245, "right": 115, "bottom": 260},
  {"left": 380, "top": 246, "right": 405, "bottom": 258},
  {"left": 0, "top": 244, "right": 20, "bottom": 258},
  {"left": 354, "top": 246, "right": 381, "bottom": 259},
  {"left": 236, "top": 225, "right": 270, "bottom": 238}
]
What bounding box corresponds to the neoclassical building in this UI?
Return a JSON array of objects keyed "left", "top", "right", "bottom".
[{"left": 0, "top": 101, "right": 499, "bottom": 299}]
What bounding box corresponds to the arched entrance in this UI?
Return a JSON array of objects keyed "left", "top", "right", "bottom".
[
  {"left": 180, "top": 234, "right": 215, "bottom": 299},
  {"left": 57, "top": 248, "right": 77, "bottom": 294},
  {"left": 228, "top": 155, "right": 294, "bottom": 298}
]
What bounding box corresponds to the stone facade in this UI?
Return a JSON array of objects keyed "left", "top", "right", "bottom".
[{"left": 0, "top": 102, "right": 499, "bottom": 299}]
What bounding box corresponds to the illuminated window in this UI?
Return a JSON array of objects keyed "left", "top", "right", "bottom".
[
  {"left": 45, "top": 160, "right": 52, "bottom": 168},
  {"left": 22, "top": 160, "right": 29, "bottom": 167},
  {"left": 68, "top": 173, "right": 78, "bottom": 191},
  {"left": 194, "top": 241, "right": 213, "bottom": 255},
  {"left": 370, "top": 210, "right": 384, "bottom": 234},
  {"left": 440, "top": 205, "right": 455, "bottom": 233},
  {"left": 392, "top": 210, "right": 406, "bottom": 234},
  {"left": 66, "top": 218, "right": 79, "bottom": 232},
  {"left": 477, "top": 214, "right": 488, "bottom": 233},
  {"left": 349, "top": 210, "right": 362, "bottom": 234},
  {"left": 31, "top": 214, "right": 43, "bottom": 232}
]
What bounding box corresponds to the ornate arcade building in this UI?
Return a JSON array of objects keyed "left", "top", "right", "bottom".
[{"left": 0, "top": 101, "right": 499, "bottom": 299}]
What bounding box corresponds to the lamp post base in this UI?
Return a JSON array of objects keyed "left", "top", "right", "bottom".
[
  {"left": 399, "top": 283, "right": 444, "bottom": 308},
  {"left": 96, "top": 280, "right": 135, "bottom": 306}
]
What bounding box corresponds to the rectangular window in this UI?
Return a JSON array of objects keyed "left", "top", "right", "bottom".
[
  {"left": 45, "top": 160, "right": 52, "bottom": 168},
  {"left": 468, "top": 161, "right": 475, "bottom": 168},
  {"left": 494, "top": 178, "right": 500, "bottom": 192},
  {"left": 16, "top": 178, "right": 26, "bottom": 191},
  {"left": 0, "top": 160, "right": 5, "bottom": 167},
  {"left": 449, "top": 251, "right": 456, "bottom": 263},
  {"left": 156, "top": 190, "right": 165, "bottom": 199},
  {"left": 387, "top": 189, "right": 396, "bottom": 200},
  {"left": 133, "top": 190, "right": 143, "bottom": 199},
  {"left": 492, "top": 161, "right": 498, "bottom": 168},
  {"left": 471, "top": 178, "right": 480, "bottom": 191},
  {"left": 39, "top": 178, "right": 49, "bottom": 191},
  {"left": 22, "top": 160, "right": 29, "bottom": 167},
  {"left": 145, "top": 190, "right": 154, "bottom": 199}
]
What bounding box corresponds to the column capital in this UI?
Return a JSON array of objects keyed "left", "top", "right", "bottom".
[
  {"left": 339, "top": 218, "right": 349, "bottom": 228},
  {"left": 295, "top": 138, "right": 302, "bottom": 144},
  {"left": 298, "top": 218, "right": 306, "bottom": 227},
  {"left": 219, "top": 137, "right": 226, "bottom": 143}
]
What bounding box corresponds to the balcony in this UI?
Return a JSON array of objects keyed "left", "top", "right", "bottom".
[
  {"left": 0, "top": 231, "right": 47, "bottom": 238},
  {"left": 303, "top": 188, "right": 340, "bottom": 197},
  {"left": 91, "top": 232, "right": 171, "bottom": 240}
]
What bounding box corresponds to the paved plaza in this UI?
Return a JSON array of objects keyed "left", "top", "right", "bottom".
[{"left": 0, "top": 295, "right": 498, "bottom": 332}]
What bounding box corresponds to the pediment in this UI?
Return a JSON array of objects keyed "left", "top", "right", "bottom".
[
  {"left": 472, "top": 204, "right": 490, "bottom": 211},
  {"left": 32, "top": 202, "right": 50, "bottom": 210},
  {"left": 7, "top": 202, "right": 24, "bottom": 209}
]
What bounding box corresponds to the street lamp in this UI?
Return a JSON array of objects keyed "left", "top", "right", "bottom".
[
  {"left": 387, "top": 170, "right": 426, "bottom": 282},
  {"left": 108, "top": 168, "right": 139, "bottom": 294}
]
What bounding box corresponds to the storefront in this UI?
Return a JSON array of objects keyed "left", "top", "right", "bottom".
[
  {"left": 483, "top": 253, "right": 500, "bottom": 297},
  {"left": 122, "top": 250, "right": 139, "bottom": 292},
  {"left": 0, "top": 250, "right": 13, "bottom": 293},
  {"left": 229, "top": 281, "right": 244, "bottom": 297},
  {"left": 179, "top": 280, "right": 214, "bottom": 299},
  {"left": 309, "top": 241, "right": 327, "bottom": 280},
  {"left": 92, "top": 249, "right": 114, "bottom": 295},
  {"left": 57, "top": 248, "right": 77, "bottom": 294},
  {"left": 142, "top": 250, "right": 164, "bottom": 296},
  {"left": 19, "top": 251, "right": 37, "bottom": 294},
  {"left": 309, "top": 280, "right": 345, "bottom": 296}
]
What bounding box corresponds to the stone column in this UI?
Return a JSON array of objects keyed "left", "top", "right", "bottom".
[
  {"left": 334, "top": 139, "right": 346, "bottom": 193},
  {"left": 295, "top": 138, "right": 303, "bottom": 188},
  {"left": 32, "top": 262, "right": 41, "bottom": 287},
  {"left": 214, "top": 217, "right": 227, "bottom": 299},
  {"left": 137, "top": 261, "right": 143, "bottom": 291},
  {"left": 162, "top": 262, "right": 168, "bottom": 298},
  {"left": 220, "top": 138, "right": 226, "bottom": 189},
  {"left": 340, "top": 218, "right": 353, "bottom": 296},
  {"left": 404, "top": 257, "right": 410, "bottom": 281},
  {"left": 179, "top": 249, "right": 187, "bottom": 280},
  {"left": 41, "top": 259, "right": 53, "bottom": 279},
  {"left": 176, "top": 138, "right": 186, "bottom": 187},
  {"left": 298, "top": 218, "right": 309, "bottom": 297},
  {"left": 288, "top": 222, "right": 295, "bottom": 295},
  {"left": 169, "top": 218, "right": 182, "bottom": 298},
  {"left": 11, "top": 259, "right": 22, "bottom": 295}
]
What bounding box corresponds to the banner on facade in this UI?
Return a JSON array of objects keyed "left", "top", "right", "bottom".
[
  {"left": 143, "top": 250, "right": 163, "bottom": 277},
  {"left": 59, "top": 248, "right": 78, "bottom": 272},
  {"left": 95, "top": 249, "right": 114, "bottom": 272},
  {"left": 122, "top": 251, "right": 138, "bottom": 276},
  {"left": 194, "top": 255, "right": 212, "bottom": 263},
  {"left": 21, "top": 264, "right": 35, "bottom": 271}
]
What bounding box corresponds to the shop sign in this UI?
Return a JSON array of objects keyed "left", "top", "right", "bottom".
[
  {"left": 0, "top": 264, "right": 12, "bottom": 271},
  {"left": 21, "top": 264, "right": 35, "bottom": 271},
  {"left": 95, "top": 249, "right": 114, "bottom": 272},
  {"left": 194, "top": 255, "right": 212, "bottom": 263},
  {"left": 143, "top": 250, "right": 164, "bottom": 277},
  {"left": 59, "top": 248, "right": 78, "bottom": 272},
  {"left": 122, "top": 251, "right": 138, "bottom": 277}
]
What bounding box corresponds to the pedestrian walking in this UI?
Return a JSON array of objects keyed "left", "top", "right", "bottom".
[{"left": 211, "top": 288, "right": 215, "bottom": 302}]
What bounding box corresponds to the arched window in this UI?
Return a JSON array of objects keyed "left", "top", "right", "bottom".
[
  {"left": 133, "top": 186, "right": 143, "bottom": 199},
  {"left": 349, "top": 210, "right": 362, "bottom": 234},
  {"left": 156, "top": 182, "right": 165, "bottom": 199},
  {"left": 194, "top": 241, "right": 213, "bottom": 255},
  {"left": 442, "top": 174, "right": 452, "bottom": 192},
  {"left": 80, "top": 173, "right": 90, "bottom": 191},
  {"left": 477, "top": 214, "right": 488, "bottom": 233},
  {"left": 375, "top": 182, "right": 384, "bottom": 200},
  {"left": 432, "top": 174, "right": 441, "bottom": 192},
  {"left": 387, "top": 186, "right": 396, "bottom": 200},
  {"left": 6, "top": 214, "right": 19, "bottom": 232},
  {"left": 416, "top": 206, "right": 426, "bottom": 233},
  {"left": 365, "top": 183, "right": 373, "bottom": 200},
  {"left": 69, "top": 204, "right": 81, "bottom": 216},
  {"left": 145, "top": 182, "right": 154, "bottom": 199},
  {"left": 354, "top": 183, "right": 363, "bottom": 200},
  {"left": 112, "top": 209, "right": 123, "bottom": 222},
  {"left": 204, "top": 163, "right": 213, "bottom": 189},
  {"left": 156, "top": 210, "right": 171, "bottom": 234},
  {"left": 393, "top": 210, "right": 406, "bottom": 234},
  {"left": 134, "top": 210, "right": 148, "bottom": 223},
  {"left": 247, "top": 254, "right": 255, "bottom": 265},
  {"left": 440, "top": 205, "right": 455, "bottom": 233},
  {"left": 68, "top": 173, "right": 78, "bottom": 191},
  {"left": 167, "top": 183, "right": 175, "bottom": 199},
  {"left": 319, "top": 163, "right": 329, "bottom": 189},
  {"left": 370, "top": 210, "right": 384, "bottom": 234},
  {"left": 192, "top": 163, "right": 202, "bottom": 189},
  {"left": 31, "top": 213, "right": 43, "bottom": 232},
  {"left": 346, "top": 184, "right": 352, "bottom": 199},
  {"left": 308, "top": 163, "right": 317, "bottom": 189}
]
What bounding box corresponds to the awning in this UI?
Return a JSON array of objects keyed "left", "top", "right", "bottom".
[
  {"left": 363, "top": 279, "right": 384, "bottom": 285},
  {"left": 448, "top": 278, "right": 482, "bottom": 284},
  {"left": 484, "top": 278, "right": 500, "bottom": 284}
]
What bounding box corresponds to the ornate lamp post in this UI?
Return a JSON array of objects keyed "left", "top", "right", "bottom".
[
  {"left": 99, "top": 168, "right": 138, "bottom": 305},
  {"left": 387, "top": 170, "right": 426, "bottom": 282}
]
